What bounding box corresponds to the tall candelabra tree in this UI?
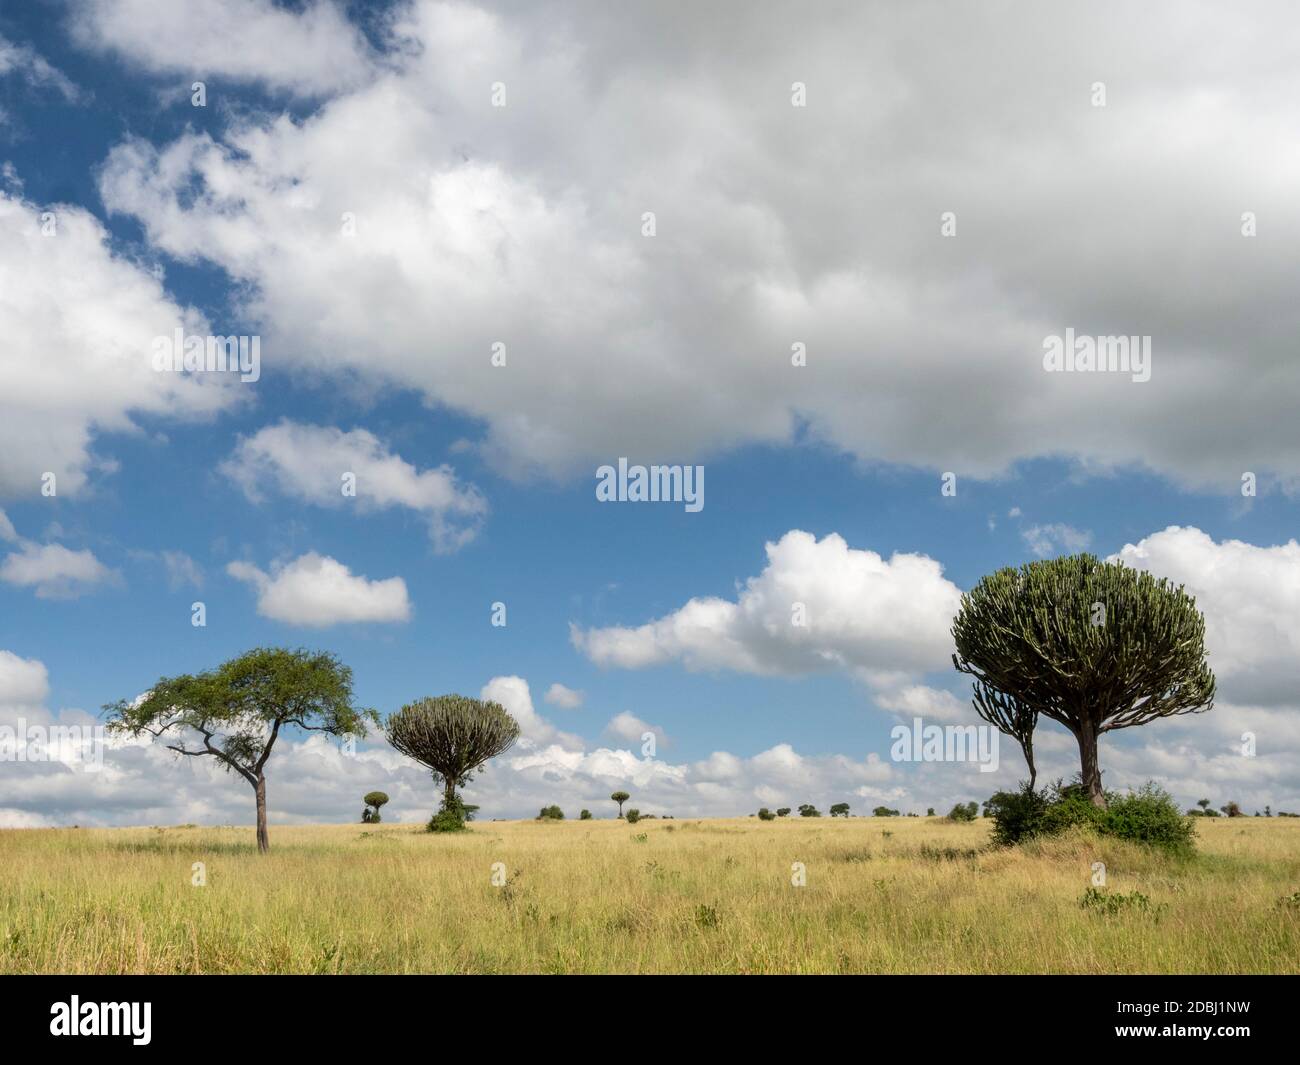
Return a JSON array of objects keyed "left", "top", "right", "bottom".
[
  {"left": 385, "top": 695, "right": 520, "bottom": 828},
  {"left": 952, "top": 554, "right": 1215, "bottom": 807}
]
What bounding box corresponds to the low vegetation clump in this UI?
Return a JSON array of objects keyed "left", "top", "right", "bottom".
[
  {"left": 537, "top": 805, "right": 565, "bottom": 821},
  {"left": 1079, "top": 886, "right": 1165, "bottom": 917},
  {"left": 987, "top": 780, "right": 1196, "bottom": 854}
]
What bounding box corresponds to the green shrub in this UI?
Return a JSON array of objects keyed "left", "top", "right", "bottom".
[
  {"left": 988, "top": 779, "right": 1194, "bottom": 853},
  {"left": 1105, "top": 783, "right": 1196, "bottom": 853},
  {"left": 1079, "top": 887, "right": 1164, "bottom": 916},
  {"left": 537, "top": 805, "right": 564, "bottom": 820},
  {"left": 426, "top": 793, "right": 475, "bottom": 833},
  {"left": 947, "top": 801, "right": 979, "bottom": 822},
  {"left": 626, "top": 809, "right": 642, "bottom": 824},
  {"left": 985, "top": 783, "right": 1050, "bottom": 846},
  {"left": 579, "top": 809, "right": 592, "bottom": 820},
  {"left": 757, "top": 808, "right": 775, "bottom": 821}
]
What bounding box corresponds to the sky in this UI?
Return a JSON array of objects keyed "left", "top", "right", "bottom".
[{"left": 1, "top": 0, "right": 1298, "bottom": 829}]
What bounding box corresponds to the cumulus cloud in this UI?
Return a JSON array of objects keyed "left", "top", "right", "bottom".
[
  {"left": 1110, "top": 526, "right": 1300, "bottom": 705},
  {"left": 67, "top": 0, "right": 375, "bottom": 97},
  {"left": 1021, "top": 522, "right": 1092, "bottom": 558},
  {"left": 480, "top": 675, "right": 583, "bottom": 751},
  {"left": 222, "top": 420, "right": 486, "bottom": 552},
  {"left": 605, "top": 710, "right": 666, "bottom": 749},
  {"left": 226, "top": 552, "right": 410, "bottom": 626},
  {"left": 572, "top": 530, "right": 962, "bottom": 685},
  {"left": 0, "top": 185, "right": 238, "bottom": 498},
  {"left": 543, "top": 682, "right": 584, "bottom": 709},
  {"left": 91, "top": 0, "right": 1300, "bottom": 487},
  {"left": 875, "top": 684, "right": 970, "bottom": 725},
  {"left": 0, "top": 542, "right": 116, "bottom": 599},
  {"left": 0, "top": 650, "right": 50, "bottom": 707}
]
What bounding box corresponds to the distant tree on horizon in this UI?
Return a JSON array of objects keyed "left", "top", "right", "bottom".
[
  {"left": 537, "top": 804, "right": 564, "bottom": 820},
  {"left": 798, "top": 804, "right": 821, "bottom": 818},
  {"left": 362, "top": 791, "right": 389, "bottom": 823},
  {"left": 580, "top": 809, "right": 593, "bottom": 820},
  {"left": 611, "top": 791, "right": 630, "bottom": 818},
  {"left": 105, "top": 647, "right": 375, "bottom": 854},
  {"left": 830, "top": 802, "right": 851, "bottom": 818},
  {"left": 776, "top": 808, "right": 791, "bottom": 817}
]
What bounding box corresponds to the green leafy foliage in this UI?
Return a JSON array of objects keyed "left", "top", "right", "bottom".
[{"left": 988, "top": 780, "right": 1195, "bottom": 853}]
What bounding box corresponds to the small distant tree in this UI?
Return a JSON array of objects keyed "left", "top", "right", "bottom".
[
  {"left": 625, "top": 808, "right": 642, "bottom": 824},
  {"left": 611, "top": 791, "right": 630, "bottom": 818},
  {"left": 537, "top": 804, "right": 564, "bottom": 820},
  {"left": 872, "top": 806, "right": 899, "bottom": 817},
  {"left": 776, "top": 807, "right": 791, "bottom": 817},
  {"left": 948, "top": 801, "right": 979, "bottom": 822},
  {"left": 926, "top": 807, "right": 936, "bottom": 817},
  {"left": 105, "top": 647, "right": 375, "bottom": 854},
  {"left": 1197, "top": 798, "right": 1211, "bottom": 813},
  {"left": 1265, "top": 805, "right": 1272, "bottom": 817},
  {"left": 798, "top": 803, "right": 821, "bottom": 818},
  {"left": 580, "top": 809, "right": 593, "bottom": 820},
  {"left": 386, "top": 695, "right": 520, "bottom": 832},
  {"left": 362, "top": 791, "right": 389, "bottom": 824},
  {"left": 757, "top": 807, "right": 776, "bottom": 821},
  {"left": 830, "top": 802, "right": 850, "bottom": 818},
  {"left": 1221, "top": 801, "right": 1243, "bottom": 818}
]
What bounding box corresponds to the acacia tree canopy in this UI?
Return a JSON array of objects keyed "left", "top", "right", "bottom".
[
  {"left": 952, "top": 554, "right": 1215, "bottom": 807},
  {"left": 104, "top": 647, "right": 375, "bottom": 851}
]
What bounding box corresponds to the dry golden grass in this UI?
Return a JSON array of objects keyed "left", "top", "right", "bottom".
[{"left": 2, "top": 816, "right": 1298, "bottom": 973}]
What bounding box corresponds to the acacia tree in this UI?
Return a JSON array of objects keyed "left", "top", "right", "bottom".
[
  {"left": 105, "top": 648, "right": 374, "bottom": 852},
  {"left": 953, "top": 554, "right": 1215, "bottom": 808},
  {"left": 610, "top": 791, "right": 630, "bottom": 818},
  {"left": 386, "top": 695, "right": 520, "bottom": 830}
]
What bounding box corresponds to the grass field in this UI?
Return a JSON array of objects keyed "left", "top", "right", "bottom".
[{"left": 2, "top": 816, "right": 1298, "bottom": 974}]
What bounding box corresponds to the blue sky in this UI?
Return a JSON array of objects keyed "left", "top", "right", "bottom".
[{"left": 2, "top": 1, "right": 1298, "bottom": 826}]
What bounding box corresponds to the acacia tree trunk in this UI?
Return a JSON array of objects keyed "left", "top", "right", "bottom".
[
  {"left": 443, "top": 777, "right": 458, "bottom": 815},
  {"left": 255, "top": 775, "right": 270, "bottom": 853},
  {"left": 1075, "top": 724, "right": 1106, "bottom": 808}
]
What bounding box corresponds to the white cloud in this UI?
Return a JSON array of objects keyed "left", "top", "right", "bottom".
[
  {"left": 222, "top": 420, "right": 486, "bottom": 552},
  {"left": 0, "top": 509, "right": 16, "bottom": 542},
  {"left": 0, "top": 184, "right": 238, "bottom": 499},
  {"left": 1110, "top": 526, "right": 1300, "bottom": 705},
  {"left": 226, "top": 552, "right": 410, "bottom": 626},
  {"left": 543, "top": 682, "right": 584, "bottom": 709},
  {"left": 605, "top": 710, "right": 666, "bottom": 748},
  {"left": 0, "top": 33, "right": 79, "bottom": 101},
  {"left": 876, "top": 684, "right": 970, "bottom": 725},
  {"left": 67, "top": 0, "right": 374, "bottom": 97},
  {"left": 1021, "top": 522, "right": 1092, "bottom": 557},
  {"left": 92, "top": 0, "right": 1300, "bottom": 488},
  {"left": 0, "top": 542, "right": 116, "bottom": 599},
  {"left": 480, "top": 675, "right": 583, "bottom": 752},
  {"left": 572, "top": 530, "right": 962, "bottom": 685},
  {"left": 0, "top": 650, "right": 50, "bottom": 707}
]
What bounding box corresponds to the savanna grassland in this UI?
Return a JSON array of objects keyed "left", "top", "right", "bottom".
[{"left": 2, "top": 816, "right": 1297, "bottom": 974}]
